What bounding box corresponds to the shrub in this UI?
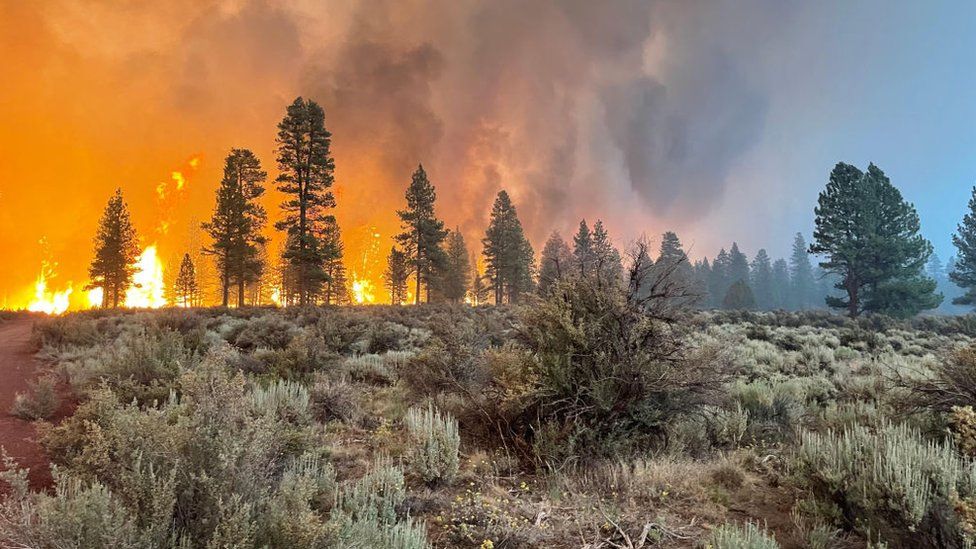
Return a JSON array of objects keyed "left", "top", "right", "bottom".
[
  {"left": 404, "top": 404, "right": 460, "bottom": 485},
  {"left": 310, "top": 376, "right": 363, "bottom": 424},
  {"left": 519, "top": 275, "right": 728, "bottom": 464},
  {"left": 340, "top": 459, "right": 407, "bottom": 525},
  {"left": 708, "top": 521, "right": 780, "bottom": 548},
  {"left": 250, "top": 379, "right": 311, "bottom": 424},
  {"left": 795, "top": 421, "right": 976, "bottom": 547},
  {"left": 10, "top": 375, "right": 60, "bottom": 420}
]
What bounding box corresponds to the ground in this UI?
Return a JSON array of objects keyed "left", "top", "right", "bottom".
[{"left": 0, "top": 319, "right": 51, "bottom": 490}]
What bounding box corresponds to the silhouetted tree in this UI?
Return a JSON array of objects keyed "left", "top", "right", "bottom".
[
  {"left": 709, "top": 248, "right": 731, "bottom": 308},
  {"left": 385, "top": 247, "right": 410, "bottom": 305},
  {"left": 789, "top": 233, "right": 816, "bottom": 310},
  {"left": 203, "top": 148, "right": 267, "bottom": 306},
  {"left": 728, "top": 242, "right": 750, "bottom": 287},
  {"left": 771, "top": 258, "right": 790, "bottom": 310},
  {"left": 951, "top": 186, "right": 976, "bottom": 307},
  {"left": 538, "top": 232, "right": 573, "bottom": 295},
  {"left": 275, "top": 97, "right": 336, "bottom": 305},
  {"left": 396, "top": 164, "right": 448, "bottom": 304},
  {"left": 88, "top": 189, "right": 139, "bottom": 308},
  {"left": 592, "top": 220, "right": 623, "bottom": 286},
  {"left": 811, "top": 162, "right": 940, "bottom": 317},
  {"left": 438, "top": 228, "right": 470, "bottom": 303},
  {"left": 482, "top": 191, "right": 534, "bottom": 303},
  {"left": 320, "top": 216, "right": 347, "bottom": 305},
  {"left": 174, "top": 253, "right": 198, "bottom": 307},
  {"left": 572, "top": 220, "right": 595, "bottom": 278},
  {"left": 750, "top": 249, "right": 774, "bottom": 309}
]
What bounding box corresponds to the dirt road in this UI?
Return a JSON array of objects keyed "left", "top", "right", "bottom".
[{"left": 0, "top": 319, "right": 53, "bottom": 490}]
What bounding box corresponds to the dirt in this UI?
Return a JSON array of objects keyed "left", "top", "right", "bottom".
[{"left": 0, "top": 318, "right": 69, "bottom": 492}]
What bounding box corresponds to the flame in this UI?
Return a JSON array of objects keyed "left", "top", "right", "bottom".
[
  {"left": 124, "top": 245, "right": 167, "bottom": 308},
  {"left": 351, "top": 276, "right": 376, "bottom": 304},
  {"left": 87, "top": 287, "right": 103, "bottom": 308},
  {"left": 270, "top": 287, "right": 283, "bottom": 306},
  {"left": 27, "top": 262, "right": 72, "bottom": 315}
]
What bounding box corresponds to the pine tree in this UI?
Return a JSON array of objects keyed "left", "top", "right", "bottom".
[
  {"left": 482, "top": 191, "right": 534, "bottom": 304},
  {"left": 723, "top": 280, "right": 756, "bottom": 310},
  {"left": 771, "top": 258, "right": 790, "bottom": 310},
  {"left": 384, "top": 247, "right": 410, "bottom": 305},
  {"left": 789, "top": 233, "right": 815, "bottom": 310},
  {"left": 811, "top": 162, "right": 940, "bottom": 317},
  {"left": 591, "top": 220, "right": 623, "bottom": 286},
  {"left": 275, "top": 97, "right": 336, "bottom": 306},
  {"left": 174, "top": 253, "right": 198, "bottom": 307},
  {"left": 692, "top": 258, "right": 712, "bottom": 308},
  {"left": 87, "top": 189, "right": 139, "bottom": 308},
  {"left": 728, "top": 243, "right": 750, "bottom": 286},
  {"left": 572, "top": 220, "right": 595, "bottom": 277},
  {"left": 320, "top": 216, "right": 346, "bottom": 305},
  {"left": 396, "top": 164, "right": 448, "bottom": 304},
  {"left": 655, "top": 231, "right": 693, "bottom": 288},
  {"left": 951, "top": 186, "right": 976, "bottom": 307},
  {"left": 750, "top": 249, "right": 774, "bottom": 309},
  {"left": 709, "top": 249, "right": 731, "bottom": 308},
  {"left": 202, "top": 148, "right": 267, "bottom": 307},
  {"left": 439, "top": 229, "right": 470, "bottom": 303},
  {"left": 538, "top": 231, "right": 573, "bottom": 295}
]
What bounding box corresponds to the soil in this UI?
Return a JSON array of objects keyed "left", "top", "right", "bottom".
[{"left": 0, "top": 318, "right": 72, "bottom": 492}]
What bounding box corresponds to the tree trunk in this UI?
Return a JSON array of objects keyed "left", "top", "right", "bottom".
[{"left": 238, "top": 280, "right": 246, "bottom": 308}]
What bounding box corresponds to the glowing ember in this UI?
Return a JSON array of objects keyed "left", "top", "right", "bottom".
[
  {"left": 27, "top": 263, "right": 72, "bottom": 315},
  {"left": 351, "top": 277, "right": 376, "bottom": 304},
  {"left": 124, "top": 245, "right": 167, "bottom": 308}
]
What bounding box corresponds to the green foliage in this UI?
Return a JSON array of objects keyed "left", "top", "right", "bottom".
[
  {"left": 404, "top": 404, "right": 460, "bottom": 485},
  {"left": 795, "top": 421, "right": 976, "bottom": 546},
  {"left": 810, "top": 162, "right": 941, "bottom": 317},
  {"left": 520, "top": 274, "right": 726, "bottom": 464},
  {"left": 952, "top": 186, "right": 976, "bottom": 307},
  {"left": 436, "top": 228, "right": 470, "bottom": 303},
  {"left": 707, "top": 521, "right": 780, "bottom": 548},
  {"left": 538, "top": 231, "right": 573, "bottom": 295},
  {"left": 10, "top": 374, "right": 60, "bottom": 420}
]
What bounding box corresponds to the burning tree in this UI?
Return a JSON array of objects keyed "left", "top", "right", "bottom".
[
  {"left": 87, "top": 189, "right": 139, "bottom": 308},
  {"left": 275, "top": 97, "right": 336, "bottom": 306}
]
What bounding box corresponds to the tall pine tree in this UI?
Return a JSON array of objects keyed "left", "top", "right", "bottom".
[
  {"left": 202, "top": 148, "right": 267, "bottom": 307},
  {"left": 396, "top": 164, "right": 448, "bottom": 304},
  {"left": 591, "top": 220, "right": 623, "bottom": 286},
  {"left": 811, "top": 162, "right": 940, "bottom": 317},
  {"left": 951, "top": 186, "right": 976, "bottom": 307},
  {"left": 87, "top": 189, "right": 139, "bottom": 308},
  {"left": 438, "top": 229, "right": 470, "bottom": 303},
  {"left": 771, "top": 258, "right": 790, "bottom": 310},
  {"left": 482, "top": 191, "right": 534, "bottom": 304},
  {"left": 275, "top": 97, "right": 336, "bottom": 305},
  {"left": 572, "top": 220, "right": 595, "bottom": 278},
  {"left": 750, "top": 249, "right": 774, "bottom": 309},
  {"left": 789, "top": 233, "right": 815, "bottom": 310}
]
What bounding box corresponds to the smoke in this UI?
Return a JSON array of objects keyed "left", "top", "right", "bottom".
[{"left": 0, "top": 0, "right": 785, "bottom": 300}]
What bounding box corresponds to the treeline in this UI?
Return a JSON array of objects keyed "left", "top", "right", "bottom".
[{"left": 85, "top": 96, "right": 976, "bottom": 318}]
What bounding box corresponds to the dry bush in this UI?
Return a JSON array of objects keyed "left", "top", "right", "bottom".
[
  {"left": 404, "top": 404, "right": 460, "bottom": 486},
  {"left": 10, "top": 375, "right": 60, "bottom": 420}
]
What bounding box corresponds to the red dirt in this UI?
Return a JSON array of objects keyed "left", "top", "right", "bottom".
[{"left": 0, "top": 319, "right": 64, "bottom": 491}]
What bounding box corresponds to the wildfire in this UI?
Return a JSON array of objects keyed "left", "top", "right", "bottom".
[
  {"left": 85, "top": 244, "right": 167, "bottom": 308},
  {"left": 27, "top": 263, "right": 72, "bottom": 315},
  {"left": 351, "top": 276, "right": 376, "bottom": 304},
  {"left": 124, "top": 245, "right": 167, "bottom": 308}
]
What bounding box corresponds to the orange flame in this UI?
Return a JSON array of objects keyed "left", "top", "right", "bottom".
[
  {"left": 27, "top": 261, "right": 72, "bottom": 315},
  {"left": 351, "top": 276, "right": 376, "bottom": 304}
]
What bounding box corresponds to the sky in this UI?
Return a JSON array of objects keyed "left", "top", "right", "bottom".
[{"left": 1, "top": 0, "right": 974, "bottom": 307}]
